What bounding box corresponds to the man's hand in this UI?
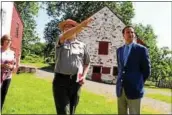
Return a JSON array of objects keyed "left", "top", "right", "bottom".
[
  {"left": 78, "top": 64, "right": 90, "bottom": 85},
  {"left": 78, "top": 73, "right": 87, "bottom": 85},
  {"left": 79, "top": 77, "right": 85, "bottom": 85}
]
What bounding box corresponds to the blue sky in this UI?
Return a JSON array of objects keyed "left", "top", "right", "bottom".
[{"left": 35, "top": 2, "right": 171, "bottom": 49}]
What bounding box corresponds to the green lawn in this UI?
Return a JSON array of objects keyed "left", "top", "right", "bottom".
[
  {"left": 144, "top": 81, "right": 172, "bottom": 103},
  {"left": 145, "top": 93, "right": 171, "bottom": 104},
  {"left": 2, "top": 73, "right": 161, "bottom": 114}
]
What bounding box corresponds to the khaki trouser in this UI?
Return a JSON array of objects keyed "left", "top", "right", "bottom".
[{"left": 117, "top": 88, "right": 141, "bottom": 114}]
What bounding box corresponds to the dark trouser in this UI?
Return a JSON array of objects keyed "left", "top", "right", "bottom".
[
  {"left": 1, "top": 78, "right": 11, "bottom": 110},
  {"left": 53, "top": 73, "right": 81, "bottom": 115}
]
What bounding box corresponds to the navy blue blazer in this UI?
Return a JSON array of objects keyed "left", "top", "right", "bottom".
[{"left": 116, "top": 43, "right": 151, "bottom": 99}]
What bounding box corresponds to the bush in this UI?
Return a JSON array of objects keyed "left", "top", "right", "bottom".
[{"left": 22, "top": 54, "right": 44, "bottom": 63}]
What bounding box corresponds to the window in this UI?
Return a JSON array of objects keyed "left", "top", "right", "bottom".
[
  {"left": 113, "top": 66, "right": 118, "bottom": 76},
  {"left": 16, "top": 23, "right": 19, "bottom": 38},
  {"left": 93, "top": 66, "right": 101, "bottom": 73},
  {"left": 98, "top": 41, "right": 109, "bottom": 55},
  {"left": 102, "top": 67, "right": 111, "bottom": 74}
]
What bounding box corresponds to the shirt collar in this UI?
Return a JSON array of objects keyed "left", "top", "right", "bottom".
[
  {"left": 125, "top": 42, "right": 134, "bottom": 48},
  {"left": 64, "top": 39, "right": 79, "bottom": 45}
]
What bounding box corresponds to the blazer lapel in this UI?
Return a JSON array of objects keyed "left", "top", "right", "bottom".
[{"left": 120, "top": 46, "right": 125, "bottom": 67}]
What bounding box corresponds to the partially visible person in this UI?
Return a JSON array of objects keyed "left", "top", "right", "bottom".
[
  {"left": 1, "top": 34, "right": 16, "bottom": 110},
  {"left": 53, "top": 18, "right": 93, "bottom": 115},
  {"left": 116, "top": 26, "right": 151, "bottom": 114}
]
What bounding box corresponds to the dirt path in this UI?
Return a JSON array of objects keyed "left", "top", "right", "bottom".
[{"left": 36, "top": 69, "right": 172, "bottom": 114}]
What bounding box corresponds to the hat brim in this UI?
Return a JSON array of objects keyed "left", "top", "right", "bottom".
[{"left": 58, "top": 19, "right": 78, "bottom": 31}]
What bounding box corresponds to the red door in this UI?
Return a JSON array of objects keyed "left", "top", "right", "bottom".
[{"left": 92, "top": 66, "right": 101, "bottom": 82}]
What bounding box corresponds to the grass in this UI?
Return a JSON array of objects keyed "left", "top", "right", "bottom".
[
  {"left": 77, "top": 89, "right": 160, "bottom": 114},
  {"left": 2, "top": 73, "right": 55, "bottom": 114},
  {"left": 145, "top": 93, "right": 171, "bottom": 104},
  {"left": 2, "top": 73, "right": 161, "bottom": 114},
  {"left": 143, "top": 81, "right": 171, "bottom": 103}
]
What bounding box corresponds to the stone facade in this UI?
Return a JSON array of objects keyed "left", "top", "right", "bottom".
[{"left": 77, "top": 7, "right": 126, "bottom": 84}]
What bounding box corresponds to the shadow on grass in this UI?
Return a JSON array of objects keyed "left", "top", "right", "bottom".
[
  {"left": 145, "top": 84, "right": 157, "bottom": 88},
  {"left": 144, "top": 81, "right": 157, "bottom": 88},
  {"left": 145, "top": 81, "right": 172, "bottom": 89}
]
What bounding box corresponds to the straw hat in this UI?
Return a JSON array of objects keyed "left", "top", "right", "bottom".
[{"left": 58, "top": 19, "right": 78, "bottom": 31}]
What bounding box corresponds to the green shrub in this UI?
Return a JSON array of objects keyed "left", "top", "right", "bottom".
[{"left": 22, "top": 54, "right": 44, "bottom": 63}]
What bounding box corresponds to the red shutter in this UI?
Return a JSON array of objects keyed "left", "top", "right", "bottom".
[
  {"left": 102, "top": 67, "right": 111, "bottom": 74},
  {"left": 98, "top": 41, "right": 109, "bottom": 55}
]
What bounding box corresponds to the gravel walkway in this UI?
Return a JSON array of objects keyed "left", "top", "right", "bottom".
[{"left": 36, "top": 69, "right": 172, "bottom": 114}]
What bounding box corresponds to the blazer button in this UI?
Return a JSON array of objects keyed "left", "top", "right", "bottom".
[{"left": 122, "top": 71, "right": 125, "bottom": 74}]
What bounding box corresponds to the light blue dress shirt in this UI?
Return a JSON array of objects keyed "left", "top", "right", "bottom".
[{"left": 123, "top": 42, "right": 134, "bottom": 66}]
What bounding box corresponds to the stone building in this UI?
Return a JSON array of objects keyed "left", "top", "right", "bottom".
[{"left": 77, "top": 6, "right": 126, "bottom": 84}]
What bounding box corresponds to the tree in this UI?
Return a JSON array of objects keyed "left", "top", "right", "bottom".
[
  {"left": 29, "top": 42, "right": 46, "bottom": 57},
  {"left": 157, "top": 47, "right": 172, "bottom": 81},
  {"left": 134, "top": 23, "right": 172, "bottom": 82},
  {"left": 43, "top": 19, "right": 61, "bottom": 59},
  {"left": 14, "top": 1, "right": 40, "bottom": 59},
  {"left": 45, "top": 1, "right": 134, "bottom": 24}
]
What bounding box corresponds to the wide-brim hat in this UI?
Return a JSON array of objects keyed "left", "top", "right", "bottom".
[{"left": 58, "top": 19, "right": 78, "bottom": 31}]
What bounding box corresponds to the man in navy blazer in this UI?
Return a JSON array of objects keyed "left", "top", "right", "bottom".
[{"left": 116, "top": 26, "right": 151, "bottom": 114}]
